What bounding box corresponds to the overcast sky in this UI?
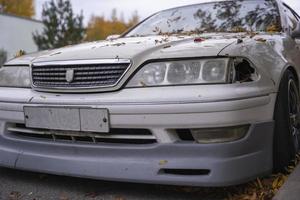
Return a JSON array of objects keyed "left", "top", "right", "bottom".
[{"left": 35, "top": 0, "right": 300, "bottom": 25}]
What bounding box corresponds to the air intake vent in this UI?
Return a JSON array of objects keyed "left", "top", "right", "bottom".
[{"left": 7, "top": 124, "right": 157, "bottom": 145}]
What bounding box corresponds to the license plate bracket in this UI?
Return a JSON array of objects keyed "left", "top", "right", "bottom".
[{"left": 24, "top": 106, "right": 110, "bottom": 133}]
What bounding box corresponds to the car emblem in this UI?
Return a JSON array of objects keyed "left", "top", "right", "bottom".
[{"left": 66, "top": 69, "right": 75, "bottom": 83}]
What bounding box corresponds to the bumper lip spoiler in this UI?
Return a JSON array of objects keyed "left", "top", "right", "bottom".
[{"left": 0, "top": 121, "right": 274, "bottom": 187}]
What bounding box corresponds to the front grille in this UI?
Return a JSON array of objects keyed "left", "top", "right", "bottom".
[
  {"left": 7, "top": 124, "right": 157, "bottom": 145},
  {"left": 31, "top": 59, "right": 130, "bottom": 89}
]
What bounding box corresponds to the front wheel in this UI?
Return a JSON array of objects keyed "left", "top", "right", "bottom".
[{"left": 273, "top": 70, "right": 300, "bottom": 172}]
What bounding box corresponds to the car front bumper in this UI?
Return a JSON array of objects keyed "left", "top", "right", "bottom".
[{"left": 0, "top": 86, "right": 276, "bottom": 186}]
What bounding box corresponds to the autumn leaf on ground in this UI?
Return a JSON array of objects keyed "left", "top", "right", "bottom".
[
  {"left": 114, "top": 195, "right": 125, "bottom": 200},
  {"left": 59, "top": 193, "right": 69, "bottom": 200},
  {"left": 85, "top": 192, "right": 99, "bottom": 198},
  {"left": 8, "top": 191, "right": 21, "bottom": 200}
]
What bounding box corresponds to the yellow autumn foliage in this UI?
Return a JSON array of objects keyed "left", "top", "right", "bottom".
[
  {"left": 0, "top": 0, "right": 35, "bottom": 18},
  {"left": 85, "top": 9, "right": 139, "bottom": 41}
]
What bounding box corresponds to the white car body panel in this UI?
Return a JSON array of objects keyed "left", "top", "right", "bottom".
[{"left": 0, "top": 0, "right": 299, "bottom": 186}]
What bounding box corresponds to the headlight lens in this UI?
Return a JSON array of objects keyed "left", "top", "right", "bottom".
[
  {"left": 0, "top": 66, "right": 31, "bottom": 87},
  {"left": 202, "top": 60, "right": 227, "bottom": 82},
  {"left": 127, "top": 58, "right": 231, "bottom": 87},
  {"left": 141, "top": 63, "right": 166, "bottom": 85}
]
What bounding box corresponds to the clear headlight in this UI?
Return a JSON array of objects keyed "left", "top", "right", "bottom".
[
  {"left": 0, "top": 66, "right": 31, "bottom": 88},
  {"left": 127, "top": 58, "right": 232, "bottom": 87}
]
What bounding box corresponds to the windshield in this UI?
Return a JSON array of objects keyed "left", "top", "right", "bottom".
[{"left": 125, "top": 0, "right": 281, "bottom": 37}]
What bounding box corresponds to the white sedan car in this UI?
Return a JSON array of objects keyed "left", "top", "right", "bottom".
[{"left": 0, "top": 0, "right": 300, "bottom": 186}]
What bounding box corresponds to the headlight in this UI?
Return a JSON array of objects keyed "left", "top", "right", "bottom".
[
  {"left": 127, "top": 58, "right": 232, "bottom": 87},
  {"left": 0, "top": 66, "right": 31, "bottom": 87}
]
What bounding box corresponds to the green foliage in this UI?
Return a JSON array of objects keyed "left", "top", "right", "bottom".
[{"left": 33, "top": 0, "right": 85, "bottom": 50}]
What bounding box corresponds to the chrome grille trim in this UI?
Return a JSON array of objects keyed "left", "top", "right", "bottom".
[{"left": 31, "top": 59, "right": 131, "bottom": 91}]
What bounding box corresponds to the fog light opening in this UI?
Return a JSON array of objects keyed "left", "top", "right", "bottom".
[
  {"left": 191, "top": 125, "right": 250, "bottom": 144},
  {"left": 176, "top": 129, "right": 194, "bottom": 141}
]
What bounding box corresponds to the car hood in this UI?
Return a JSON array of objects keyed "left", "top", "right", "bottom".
[{"left": 5, "top": 33, "right": 242, "bottom": 65}]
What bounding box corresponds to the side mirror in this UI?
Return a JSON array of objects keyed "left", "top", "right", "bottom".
[
  {"left": 106, "top": 34, "right": 121, "bottom": 40},
  {"left": 292, "top": 22, "right": 300, "bottom": 39}
]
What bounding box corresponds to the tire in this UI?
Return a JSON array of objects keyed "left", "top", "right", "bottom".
[{"left": 273, "top": 69, "right": 300, "bottom": 172}]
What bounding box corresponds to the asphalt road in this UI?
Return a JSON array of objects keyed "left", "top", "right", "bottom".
[
  {"left": 274, "top": 164, "right": 300, "bottom": 200},
  {"left": 0, "top": 167, "right": 228, "bottom": 200}
]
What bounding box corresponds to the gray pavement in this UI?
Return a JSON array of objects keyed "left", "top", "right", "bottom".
[
  {"left": 273, "top": 164, "right": 300, "bottom": 200},
  {"left": 0, "top": 167, "right": 226, "bottom": 200}
]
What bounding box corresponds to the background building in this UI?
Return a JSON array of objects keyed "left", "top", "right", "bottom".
[{"left": 0, "top": 13, "right": 43, "bottom": 62}]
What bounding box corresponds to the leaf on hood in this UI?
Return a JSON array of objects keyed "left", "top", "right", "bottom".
[{"left": 255, "top": 38, "right": 267, "bottom": 43}]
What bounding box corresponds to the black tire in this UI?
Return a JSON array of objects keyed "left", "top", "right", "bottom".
[{"left": 273, "top": 69, "right": 300, "bottom": 172}]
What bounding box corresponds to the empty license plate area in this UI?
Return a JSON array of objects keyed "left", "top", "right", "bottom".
[{"left": 23, "top": 107, "right": 109, "bottom": 133}]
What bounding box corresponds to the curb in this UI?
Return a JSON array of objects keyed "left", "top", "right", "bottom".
[{"left": 273, "top": 164, "right": 300, "bottom": 200}]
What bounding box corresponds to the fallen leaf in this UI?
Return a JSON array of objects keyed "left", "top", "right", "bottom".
[
  {"left": 272, "top": 177, "right": 279, "bottom": 189},
  {"left": 59, "top": 193, "right": 69, "bottom": 200},
  {"left": 163, "top": 45, "right": 171, "bottom": 49},
  {"left": 255, "top": 38, "right": 267, "bottom": 43},
  {"left": 8, "top": 191, "right": 21, "bottom": 200},
  {"left": 194, "top": 37, "right": 205, "bottom": 43},
  {"left": 114, "top": 196, "right": 125, "bottom": 200},
  {"left": 256, "top": 178, "right": 263, "bottom": 189},
  {"left": 85, "top": 192, "right": 99, "bottom": 198},
  {"left": 159, "top": 160, "right": 168, "bottom": 165},
  {"left": 111, "top": 42, "right": 126, "bottom": 47},
  {"left": 249, "top": 192, "right": 257, "bottom": 200}
]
